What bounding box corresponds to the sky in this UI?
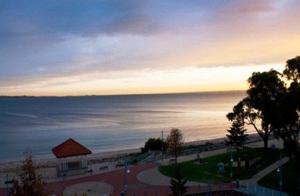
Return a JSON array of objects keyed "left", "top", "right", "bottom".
[{"left": 0, "top": 0, "right": 300, "bottom": 96}]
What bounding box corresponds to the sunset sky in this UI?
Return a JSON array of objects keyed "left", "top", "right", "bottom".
[{"left": 1, "top": 0, "right": 300, "bottom": 96}]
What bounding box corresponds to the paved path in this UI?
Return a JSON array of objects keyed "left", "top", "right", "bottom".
[
  {"left": 63, "top": 181, "right": 113, "bottom": 196},
  {"left": 240, "top": 156, "right": 289, "bottom": 186},
  {"left": 137, "top": 167, "right": 205, "bottom": 186},
  {"left": 0, "top": 162, "right": 235, "bottom": 196},
  {"left": 159, "top": 148, "right": 228, "bottom": 166}
]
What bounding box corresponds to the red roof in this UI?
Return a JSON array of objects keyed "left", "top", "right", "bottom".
[{"left": 52, "top": 138, "right": 92, "bottom": 158}]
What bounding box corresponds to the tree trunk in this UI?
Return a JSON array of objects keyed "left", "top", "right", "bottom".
[
  {"left": 238, "top": 158, "right": 241, "bottom": 176},
  {"left": 263, "top": 135, "right": 269, "bottom": 149},
  {"left": 174, "top": 149, "right": 178, "bottom": 164}
]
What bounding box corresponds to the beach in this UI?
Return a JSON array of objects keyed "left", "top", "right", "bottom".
[{"left": 0, "top": 133, "right": 265, "bottom": 174}]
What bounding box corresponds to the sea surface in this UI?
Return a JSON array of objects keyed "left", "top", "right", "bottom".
[{"left": 0, "top": 91, "right": 247, "bottom": 161}]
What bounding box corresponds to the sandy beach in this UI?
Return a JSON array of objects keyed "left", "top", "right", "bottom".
[{"left": 0, "top": 133, "right": 264, "bottom": 173}]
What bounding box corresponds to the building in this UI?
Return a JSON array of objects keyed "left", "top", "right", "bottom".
[{"left": 52, "top": 138, "right": 92, "bottom": 176}]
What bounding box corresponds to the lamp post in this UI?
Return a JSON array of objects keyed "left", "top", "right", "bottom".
[
  {"left": 122, "top": 158, "right": 130, "bottom": 196},
  {"left": 230, "top": 145, "right": 233, "bottom": 178},
  {"left": 6, "top": 174, "right": 9, "bottom": 196},
  {"left": 277, "top": 150, "right": 283, "bottom": 196},
  {"left": 161, "top": 130, "right": 164, "bottom": 161}
]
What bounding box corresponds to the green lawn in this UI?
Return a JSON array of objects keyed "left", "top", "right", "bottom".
[
  {"left": 159, "top": 148, "right": 281, "bottom": 183},
  {"left": 258, "top": 160, "right": 299, "bottom": 195}
]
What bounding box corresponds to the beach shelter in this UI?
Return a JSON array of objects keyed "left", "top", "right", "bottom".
[{"left": 52, "top": 138, "right": 92, "bottom": 176}]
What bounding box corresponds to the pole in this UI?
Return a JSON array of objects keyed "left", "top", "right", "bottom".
[
  {"left": 279, "top": 151, "right": 282, "bottom": 196},
  {"left": 230, "top": 145, "right": 233, "bottom": 178},
  {"left": 161, "top": 130, "right": 164, "bottom": 161},
  {"left": 123, "top": 158, "right": 127, "bottom": 196},
  {"left": 6, "top": 174, "right": 8, "bottom": 196}
]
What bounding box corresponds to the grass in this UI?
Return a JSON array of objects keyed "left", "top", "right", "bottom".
[
  {"left": 258, "top": 159, "right": 299, "bottom": 195},
  {"left": 159, "top": 147, "right": 282, "bottom": 183}
]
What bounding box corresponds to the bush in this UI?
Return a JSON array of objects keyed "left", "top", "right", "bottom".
[{"left": 141, "top": 138, "right": 166, "bottom": 153}]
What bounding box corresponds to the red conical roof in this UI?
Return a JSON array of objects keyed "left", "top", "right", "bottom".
[{"left": 52, "top": 138, "right": 92, "bottom": 158}]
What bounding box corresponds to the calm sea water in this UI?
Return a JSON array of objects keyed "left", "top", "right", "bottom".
[{"left": 0, "top": 91, "right": 246, "bottom": 161}]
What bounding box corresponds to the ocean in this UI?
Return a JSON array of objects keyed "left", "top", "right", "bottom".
[{"left": 0, "top": 91, "right": 247, "bottom": 161}]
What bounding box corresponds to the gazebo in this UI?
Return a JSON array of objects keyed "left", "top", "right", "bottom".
[{"left": 52, "top": 138, "right": 92, "bottom": 176}]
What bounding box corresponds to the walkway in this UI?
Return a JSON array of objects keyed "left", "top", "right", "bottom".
[
  {"left": 63, "top": 181, "right": 113, "bottom": 196},
  {"left": 137, "top": 167, "right": 204, "bottom": 186},
  {"left": 0, "top": 162, "right": 235, "bottom": 196},
  {"left": 240, "top": 156, "right": 289, "bottom": 186}
]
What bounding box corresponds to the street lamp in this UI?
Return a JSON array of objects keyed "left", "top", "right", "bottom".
[
  {"left": 122, "top": 158, "right": 130, "bottom": 196},
  {"left": 277, "top": 151, "right": 283, "bottom": 196},
  {"left": 161, "top": 130, "right": 164, "bottom": 161},
  {"left": 230, "top": 145, "right": 233, "bottom": 178}
]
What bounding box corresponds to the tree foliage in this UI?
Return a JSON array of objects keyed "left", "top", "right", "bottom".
[
  {"left": 166, "top": 128, "right": 184, "bottom": 160},
  {"left": 169, "top": 166, "right": 187, "bottom": 196},
  {"left": 227, "top": 70, "right": 286, "bottom": 149},
  {"left": 141, "top": 138, "right": 166, "bottom": 153},
  {"left": 283, "top": 56, "right": 300, "bottom": 83},
  {"left": 226, "top": 120, "right": 248, "bottom": 151},
  {"left": 10, "top": 153, "right": 45, "bottom": 196},
  {"left": 265, "top": 57, "right": 300, "bottom": 159},
  {"left": 228, "top": 56, "right": 300, "bottom": 190}
]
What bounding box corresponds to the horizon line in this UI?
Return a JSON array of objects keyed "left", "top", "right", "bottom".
[{"left": 0, "top": 89, "right": 246, "bottom": 98}]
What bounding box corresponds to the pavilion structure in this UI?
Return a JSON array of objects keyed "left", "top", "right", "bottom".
[{"left": 52, "top": 138, "right": 92, "bottom": 177}]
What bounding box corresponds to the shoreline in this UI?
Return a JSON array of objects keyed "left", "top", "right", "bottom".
[{"left": 0, "top": 133, "right": 263, "bottom": 172}]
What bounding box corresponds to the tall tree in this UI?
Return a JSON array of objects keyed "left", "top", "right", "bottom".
[
  {"left": 228, "top": 56, "right": 300, "bottom": 191},
  {"left": 268, "top": 56, "right": 300, "bottom": 156},
  {"left": 226, "top": 120, "right": 248, "bottom": 151},
  {"left": 227, "top": 70, "right": 286, "bottom": 149},
  {"left": 10, "top": 153, "right": 46, "bottom": 196},
  {"left": 279, "top": 56, "right": 300, "bottom": 152},
  {"left": 277, "top": 56, "right": 300, "bottom": 191},
  {"left": 166, "top": 128, "right": 184, "bottom": 162}
]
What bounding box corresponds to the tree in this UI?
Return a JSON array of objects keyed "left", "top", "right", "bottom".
[
  {"left": 283, "top": 56, "right": 300, "bottom": 83},
  {"left": 166, "top": 128, "right": 184, "bottom": 162},
  {"left": 227, "top": 70, "right": 286, "bottom": 149},
  {"left": 169, "top": 166, "right": 187, "bottom": 196},
  {"left": 226, "top": 120, "right": 248, "bottom": 151},
  {"left": 10, "top": 153, "right": 46, "bottom": 196},
  {"left": 276, "top": 56, "right": 300, "bottom": 155},
  {"left": 277, "top": 56, "right": 300, "bottom": 191},
  {"left": 228, "top": 56, "right": 300, "bottom": 190},
  {"left": 141, "top": 138, "right": 166, "bottom": 153}
]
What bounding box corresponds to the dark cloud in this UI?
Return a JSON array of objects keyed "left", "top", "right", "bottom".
[{"left": 0, "top": 0, "right": 154, "bottom": 37}]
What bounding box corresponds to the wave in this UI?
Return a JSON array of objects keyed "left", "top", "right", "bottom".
[{"left": 4, "top": 112, "right": 39, "bottom": 119}]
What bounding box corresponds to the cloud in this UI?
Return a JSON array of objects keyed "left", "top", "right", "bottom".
[{"left": 0, "top": 0, "right": 300, "bottom": 95}]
